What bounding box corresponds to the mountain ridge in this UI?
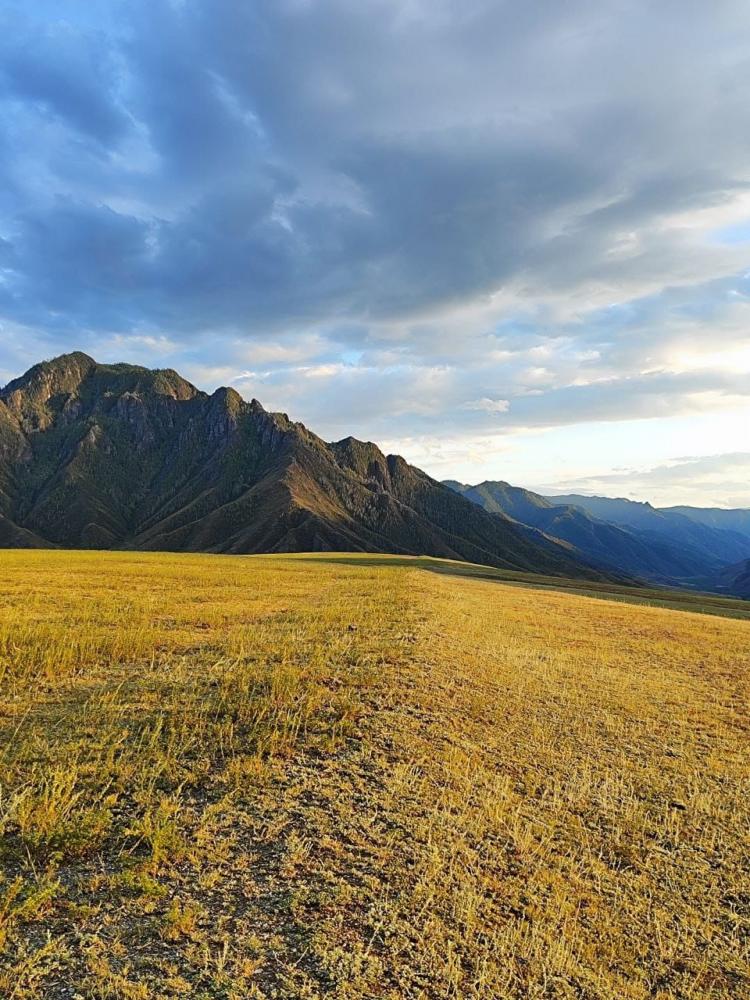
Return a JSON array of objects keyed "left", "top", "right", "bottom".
[
  {"left": 0, "top": 354, "right": 610, "bottom": 581},
  {"left": 546, "top": 493, "right": 750, "bottom": 567},
  {"left": 447, "top": 480, "right": 750, "bottom": 595}
]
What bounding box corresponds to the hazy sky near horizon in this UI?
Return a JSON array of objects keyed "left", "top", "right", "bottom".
[{"left": 1, "top": 0, "right": 749, "bottom": 506}]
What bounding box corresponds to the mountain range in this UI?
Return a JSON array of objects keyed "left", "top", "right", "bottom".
[
  {"left": 1, "top": 353, "right": 747, "bottom": 598},
  {"left": 445, "top": 481, "right": 750, "bottom": 597},
  {"left": 0, "top": 353, "right": 609, "bottom": 581}
]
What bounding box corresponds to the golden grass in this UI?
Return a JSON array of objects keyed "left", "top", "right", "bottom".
[{"left": 0, "top": 549, "right": 748, "bottom": 999}]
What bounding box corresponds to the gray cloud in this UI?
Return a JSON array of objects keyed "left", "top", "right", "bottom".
[
  {"left": 0, "top": 14, "right": 127, "bottom": 144},
  {"left": 0, "top": 0, "right": 749, "bottom": 502},
  {"left": 1, "top": 1, "right": 749, "bottom": 333}
]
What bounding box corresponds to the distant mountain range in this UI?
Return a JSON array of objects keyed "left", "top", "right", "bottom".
[
  {"left": 445, "top": 481, "right": 750, "bottom": 597},
  {"left": 0, "top": 353, "right": 610, "bottom": 581}
]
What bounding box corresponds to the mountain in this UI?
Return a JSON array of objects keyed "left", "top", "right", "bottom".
[
  {"left": 719, "top": 559, "right": 750, "bottom": 599},
  {"left": 663, "top": 505, "right": 750, "bottom": 542},
  {"left": 0, "top": 353, "right": 610, "bottom": 580},
  {"left": 444, "top": 480, "right": 556, "bottom": 524},
  {"left": 448, "top": 481, "right": 750, "bottom": 591},
  {"left": 546, "top": 494, "right": 750, "bottom": 569}
]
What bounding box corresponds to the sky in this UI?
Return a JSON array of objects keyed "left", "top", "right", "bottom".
[{"left": 1, "top": 0, "right": 749, "bottom": 507}]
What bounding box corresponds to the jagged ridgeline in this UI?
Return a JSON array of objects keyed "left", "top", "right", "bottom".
[{"left": 0, "top": 353, "right": 612, "bottom": 579}]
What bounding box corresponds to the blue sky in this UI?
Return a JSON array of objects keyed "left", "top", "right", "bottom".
[{"left": 1, "top": 0, "right": 749, "bottom": 506}]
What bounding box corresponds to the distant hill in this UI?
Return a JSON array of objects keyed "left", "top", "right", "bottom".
[
  {"left": 447, "top": 481, "right": 750, "bottom": 593},
  {"left": 0, "top": 353, "right": 608, "bottom": 581}
]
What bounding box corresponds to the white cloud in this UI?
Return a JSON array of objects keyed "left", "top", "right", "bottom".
[
  {"left": 546, "top": 453, "right": 750, "bottom": 509},
  {"left": 461, "top": 397, "right": 510, "bottom": 414}
]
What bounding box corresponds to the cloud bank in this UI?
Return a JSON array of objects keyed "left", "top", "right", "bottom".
[{"left": 1, "top": 0, "right": 749, "bottom": 503}]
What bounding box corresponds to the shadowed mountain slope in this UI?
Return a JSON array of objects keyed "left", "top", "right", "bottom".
[
  {"left": 447, "top": 480, "right": 750, "bottom": 590},
  {"left": 0, "top": 354, "right": 609, "bottom": 580},
  {"left": 663, "top": 505, "right": 750, "bottom": 542},
  {"left": 547, "top": 493, "right": 750, "bottom": 569},
  {"left": 719, "top": 559, "right": 750, "bottom": 599}
]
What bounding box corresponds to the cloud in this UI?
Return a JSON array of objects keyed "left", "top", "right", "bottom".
[
  {"left": 461, "top": 398, "right": 510, "bottom": 414},
  {"left": 3, "top": 1, "right": 750, "bottom": 333},
  {"left": 546, "top": 453, "right": 750, "bottom": 509},
  {"left": 0, "top": 13, "right": 128, "bottom": 144},
  {"left": 0, "top": 1, "right": 749, "bottom": 502}
]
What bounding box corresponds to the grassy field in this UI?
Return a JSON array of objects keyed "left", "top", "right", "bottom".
[{"left": 0, "top": 550, "right": 748, "bottom": 999}]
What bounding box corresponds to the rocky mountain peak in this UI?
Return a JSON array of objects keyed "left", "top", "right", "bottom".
[{"left": 1, "top": 352, "right": 97, "bottom": 432}]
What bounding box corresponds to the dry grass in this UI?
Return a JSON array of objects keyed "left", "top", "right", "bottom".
[{"left": 0, "top": 549, "right": 748, "bottom": 999}]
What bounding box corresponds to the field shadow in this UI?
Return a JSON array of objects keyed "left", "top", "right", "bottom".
[{"left": 280, "top": 553, "right": 750, "bottom": 621}]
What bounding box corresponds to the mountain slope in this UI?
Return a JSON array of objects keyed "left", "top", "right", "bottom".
[
  {"left": 719, "top": 559, "right": 750, "bottom": 599},
  {"left": 448, "top": 480, "right": 750, "bottom": 588},
  {"left": 0, "top": 353, "right": 607, "bottom": 580},
  {"left": 664, "top": 505, "right": 750, "bottom": 542},
  {"left": 547, "top": 493, "right": 750, "bottom": 569}
]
